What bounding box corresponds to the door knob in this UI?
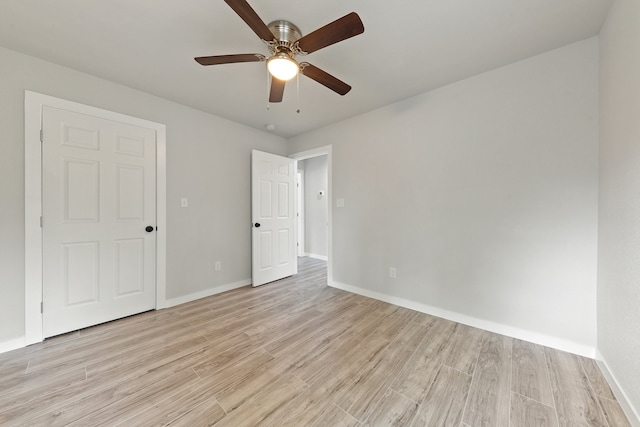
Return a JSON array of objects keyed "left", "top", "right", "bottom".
[
  {"left": 145, "top": 226, "right": 154, "bottom": 232},
  {"left": 254, "top": 223, "right": 261, "bottom": 228}
]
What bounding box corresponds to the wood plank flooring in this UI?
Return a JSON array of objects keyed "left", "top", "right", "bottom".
[{"left": 0, "top": 257, "right": 631, "bottom": 426}]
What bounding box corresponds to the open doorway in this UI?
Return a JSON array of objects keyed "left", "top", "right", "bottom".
[
  {"left": 296, "top": 170, "right": 305, "bottom": 257},
  {"left": 297, "top": 156, "right": 328, "bottom": 261},
  {"left": 290, "top": 146, "right": 332, "bottom": 282}
]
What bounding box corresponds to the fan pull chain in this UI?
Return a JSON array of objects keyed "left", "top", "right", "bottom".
[{"left": 296, "top": 73, "right": 300, "bottom": 114}]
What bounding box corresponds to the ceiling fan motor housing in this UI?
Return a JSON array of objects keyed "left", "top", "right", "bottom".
[
  {"left": 267, "top": 20, "right": 305, "bottom": 57},
  {"left": 268, "top": 20, "right": 302, "bottom": 43}
]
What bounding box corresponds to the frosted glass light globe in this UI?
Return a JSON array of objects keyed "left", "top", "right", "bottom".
[{"left": 267, "top": 54, "right": 299, "bottom": 81}]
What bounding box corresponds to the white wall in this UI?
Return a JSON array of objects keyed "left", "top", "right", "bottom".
[
  {"left": 0, "top": 46, "right": 287, "bottom": 347},
  {"left": 598, "top": 0, "right": 640, "bottom": 420},
  {"left": 288, "top": 38, "right": 599, "bottom": 355},
  {"left": 299, "top": 156, "right": 328, "bottom": 258}
]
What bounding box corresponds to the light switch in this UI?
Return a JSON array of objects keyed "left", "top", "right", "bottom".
[
  {"left": 336, "top": 198, "right": 345, "bottom": 208},
  {"left": 181, "top": 197, "right": 188, "bottom": 208}
]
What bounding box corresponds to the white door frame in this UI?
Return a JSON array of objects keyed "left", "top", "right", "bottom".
[
  {"left": 296, "top": 170, "right": 305, "bottom": 257},
  {"left": 24, "top": 91, "right": 167, "bottom": 345},
  {"left": 289, "top": 145, "right": 332, "bottom": 284}
]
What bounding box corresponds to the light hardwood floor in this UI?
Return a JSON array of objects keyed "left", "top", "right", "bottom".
[{"left": 0, "top": 257, "right": 632, "bottom": 426}]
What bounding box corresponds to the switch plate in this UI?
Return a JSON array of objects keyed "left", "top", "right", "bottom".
[
  {"left": 389, "top": 267, "right": 397, "bottom": 278},
  {"left": 181, "top": 198, "right": 188, "bottom": 207},
  {"left": 215, "top": 261, "right": 222, "bottom": 271}
]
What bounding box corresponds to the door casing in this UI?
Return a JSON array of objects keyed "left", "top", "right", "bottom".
[{"left": 24, "top": 91, "right": 167, "bottom": 345}]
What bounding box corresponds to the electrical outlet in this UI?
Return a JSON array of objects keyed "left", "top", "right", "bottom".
[
  {"left": 215, "top": 261, "right": 222, "bottom": 271},
  {"left": 389, "top": 267, "right": 397, "bottom": 278}
]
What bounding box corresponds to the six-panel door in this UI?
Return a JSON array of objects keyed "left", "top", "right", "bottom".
[
  {"left": 251, "top": 150, "right": 295, "bottom": 287},
  {"left": 42, "top": 106, "right": 157, "bottom": 337}
]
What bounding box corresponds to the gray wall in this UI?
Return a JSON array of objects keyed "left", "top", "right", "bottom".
[
  {"left": 299, "top": 156, "right": 328, "bottom": 258},
  {"left": 0, "top": 46, "right": 287, "bottom": 345},
  {"left": 598, "top": 0, "right": 640, "bottom": 418},
  {"left": 289, "top": 38, "right": 599, "bottom": 352}
]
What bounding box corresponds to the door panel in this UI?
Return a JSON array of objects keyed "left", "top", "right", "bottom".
[
  {"left": 252, "top": 150, "right": 295, "bottom": 286},
  {"left": 278, "top": 229, "right": 290, "bottom": 265},
  {"left": 63, "top": 159, "right": 100, "bottom": 222},
  {"left": 259, "top": 231, "right": 273, "bottom": 269},
  {"left": 260, "top": 180, "right": 272, "bottom": 217},
  {"left": 278, "top": 182, "right": 289, "bottom": 217},
  {"left": 116, "top": 165, "right": 145, "bottom": 219},
  {"left": 62, "top": 241, "right": 99, "bottom": 305},
  {"left": 63, "top": 124, "right": 99, "bottom": 150},
  {"left": 114, "top": 238, "right": 145, "bottom": 296},
  {"left": 114, "top": 134, "right": 146, "bottom": 156},
  {"left": 42, "top": 106, "right": 157, "bottom": 337}
]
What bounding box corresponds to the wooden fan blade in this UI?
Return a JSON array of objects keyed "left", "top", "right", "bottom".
[
  {"left": 224, "top": 0, "right": 275, "bottom": 42},
  {"left": 269, "top": 77, "right": 285, "bottom": 103},
  {"left": 300, "top": 63, "right": 351, "bottom": 95},
  {"left": 296, "top": 12, "right": 364, "bottom": 54},
  {"left": 195, "top": 54, "right": 265, "bottom": 66}
]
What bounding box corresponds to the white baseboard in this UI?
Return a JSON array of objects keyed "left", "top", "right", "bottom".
[
  {"left": 595, "top": 350, "right": 640, "bottom": 426},
  {"left": 0, "top": 337, "right": 26, "bottom": 355},
  {"left": 329, "top": 280, "right": 596, "bottom": 358},
  {"left": 305, "top": 253, "right": 328, "bottom": 261},
  {"left": 163, "top": 278, "right": 251, "bottom": 308}
]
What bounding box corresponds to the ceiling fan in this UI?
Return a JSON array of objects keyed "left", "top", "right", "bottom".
[{"left": 195, "top": 0, "right": 365, "bottom": 103}]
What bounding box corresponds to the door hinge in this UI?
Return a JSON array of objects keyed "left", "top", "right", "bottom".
[
  {"left": 40, "top": 129, "right": 43, "bottom": 143},
  {"left": 40, "top": 216, "right": 43, "bottom": 228},
  {"left": 40, "top": 301, "right": 43, "bottom": 314}
]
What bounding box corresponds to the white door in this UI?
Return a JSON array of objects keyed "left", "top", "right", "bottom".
[
  {"left": 251, "top": 150, "right": 295, "bottom": 287},
  {"left": 42, "top": 106, "right": 157, "bottom": 337}
]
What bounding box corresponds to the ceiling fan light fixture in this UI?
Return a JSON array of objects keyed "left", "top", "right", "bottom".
[{"left": 267, "top": 53, "right": 299, "bottom": 81}]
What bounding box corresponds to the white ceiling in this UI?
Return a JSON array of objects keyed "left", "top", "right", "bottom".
[{"left": 0, "top": 0, "right": 612, "bottom": 138}]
